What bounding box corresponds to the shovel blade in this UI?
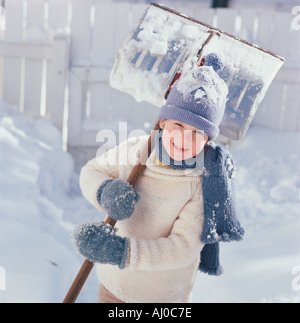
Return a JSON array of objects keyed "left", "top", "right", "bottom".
[{"left": 110, "top": 4, "right": 285, "bottom": 140}]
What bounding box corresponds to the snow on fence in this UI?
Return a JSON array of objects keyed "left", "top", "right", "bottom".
[
  {"left": 0, "top": 0, "right": 70, "bottom": 140},
  {"left": 0, "top": 0, "right": 299, "bottom": 150}
]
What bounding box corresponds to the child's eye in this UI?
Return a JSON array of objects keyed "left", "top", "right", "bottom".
[{"left": 175, "top": 123, "right": 184, "bottom": 128}]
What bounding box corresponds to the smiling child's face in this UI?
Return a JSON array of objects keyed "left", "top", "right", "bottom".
[{"left": 159, "top": 119, "right": 209, "bottom": 162}]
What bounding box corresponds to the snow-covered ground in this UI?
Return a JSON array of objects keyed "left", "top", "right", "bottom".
[
  {"left": 0, "top": 99, "right": 299, "bottom": 303},
  {"left": 0, "top": 100, "right": 102, "bottom": 303}
]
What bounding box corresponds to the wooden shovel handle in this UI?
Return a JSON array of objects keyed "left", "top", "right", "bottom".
[{"left": 63, "top": 122, "right": 159, "bottom": 303}]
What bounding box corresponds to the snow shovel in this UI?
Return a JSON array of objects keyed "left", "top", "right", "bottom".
[
  {"left": 110, "top": 3, "right": 285, "bottom": 140},
  {"left": 63, "top": 3, "right": 285, "bottom": 303}
]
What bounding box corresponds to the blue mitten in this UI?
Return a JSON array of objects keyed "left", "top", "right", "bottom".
[
  {"left": 96, "top": 179, "right": 139, "bottom": 221},
  {"left": 72, "top": 222, "right": 129, "bottom": 269}
]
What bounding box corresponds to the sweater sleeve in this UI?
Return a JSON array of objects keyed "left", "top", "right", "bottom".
[
  {"left": 127, "top": 199, "right": 204, "bottom": 271},
  {"left": 79, "top": 154, "right": 119, "bottom": 213}
]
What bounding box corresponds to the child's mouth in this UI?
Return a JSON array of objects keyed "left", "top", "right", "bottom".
[{"left": 172, "top": 142, "right": 188, "bottom": 153}]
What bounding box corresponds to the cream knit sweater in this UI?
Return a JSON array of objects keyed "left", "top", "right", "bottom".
[{"left": 79, "top": 136, "right": 204, "bottom": 303}]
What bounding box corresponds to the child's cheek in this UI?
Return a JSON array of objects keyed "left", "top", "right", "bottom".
[{"left": 163, "top": 128, "right": 181, "bottom": 144}]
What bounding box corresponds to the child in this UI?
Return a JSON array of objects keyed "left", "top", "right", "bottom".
[{"left": 73, "top": 53, "right": 244, "bottom": 303}]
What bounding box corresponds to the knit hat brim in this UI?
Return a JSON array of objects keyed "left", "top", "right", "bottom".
[{"left": 159, "top": 104, "right": 220, "bottom": 140}]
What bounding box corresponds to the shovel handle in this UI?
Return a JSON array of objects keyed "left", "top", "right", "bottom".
[
  {"left": 63, "top": 122, "right": 159, "bottom": 303},
  {"left": 63, "top": 259, "right": 94, "bottom": 303}
]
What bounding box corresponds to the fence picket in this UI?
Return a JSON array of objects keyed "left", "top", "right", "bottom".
[
  {"left": 3, "top": 0, "right": 23, "bottom": 41},
  {"left": 193, "top": 8, "right": 216, "bottom": 26},
  {"left": 114, "top": 3, "right": 135, "bottom": 54},
  {"left": 70, "top": 0, "right": 92, "bottom": 64},
  {"left": 48, "top": 0, "right": 70, "bottom": 31},
  {"left": 288, "top": 28, "right": 300, "bottom": 67},
  {"left": 92, "top": 2, "right": 116, "bottom": 65},
  {"left": 215, "top": 8, "right": 239, "bottom": 36},
  {"left": 270, "top": 12, "right": 291, "bottom": 60},
  {"left": 129, "top": 3, "right": 147, "bottom": 30},
  {"left": 46, "top": 36, "right": 69, "bottom": 132},
  {"left": 46, "top": 0, "right": 70, "bottom": 131},
  {"left": 2, "top": 0, "right": 23, "bottom": 109},
  {"left": 238, "top": 8, "right": 258, "bottom": 43},
  {"left": 255, "top": 10, "right": 273, "bottom": 51},
  {"left": 23, "top": 0, "right": 46, "bottom": 117},
  {"left": 25, "top": 0, "right": 45, "bottom": 34},
  {"left": 24, "top": 58, "right": 43, "bottom": 116},
  {"left": 281, "top": 83, "right": 300, "bottom": 132}
]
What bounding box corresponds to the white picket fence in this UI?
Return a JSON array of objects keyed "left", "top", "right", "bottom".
[{"left": 0, "top": 0, "right": 299, "bottom": 151}]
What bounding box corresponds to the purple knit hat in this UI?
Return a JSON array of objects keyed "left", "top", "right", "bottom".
[{"left": 159, "top": 53, "right": 228, "bottom": 140}]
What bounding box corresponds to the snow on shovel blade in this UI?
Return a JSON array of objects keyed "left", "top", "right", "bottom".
[{"left": 109, "top": 3, "right": 285, "bottom": 140}]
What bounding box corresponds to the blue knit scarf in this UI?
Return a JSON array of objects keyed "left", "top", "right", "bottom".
[{"left": 155, "top": 129, "right": 244, "bottom": 275}]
